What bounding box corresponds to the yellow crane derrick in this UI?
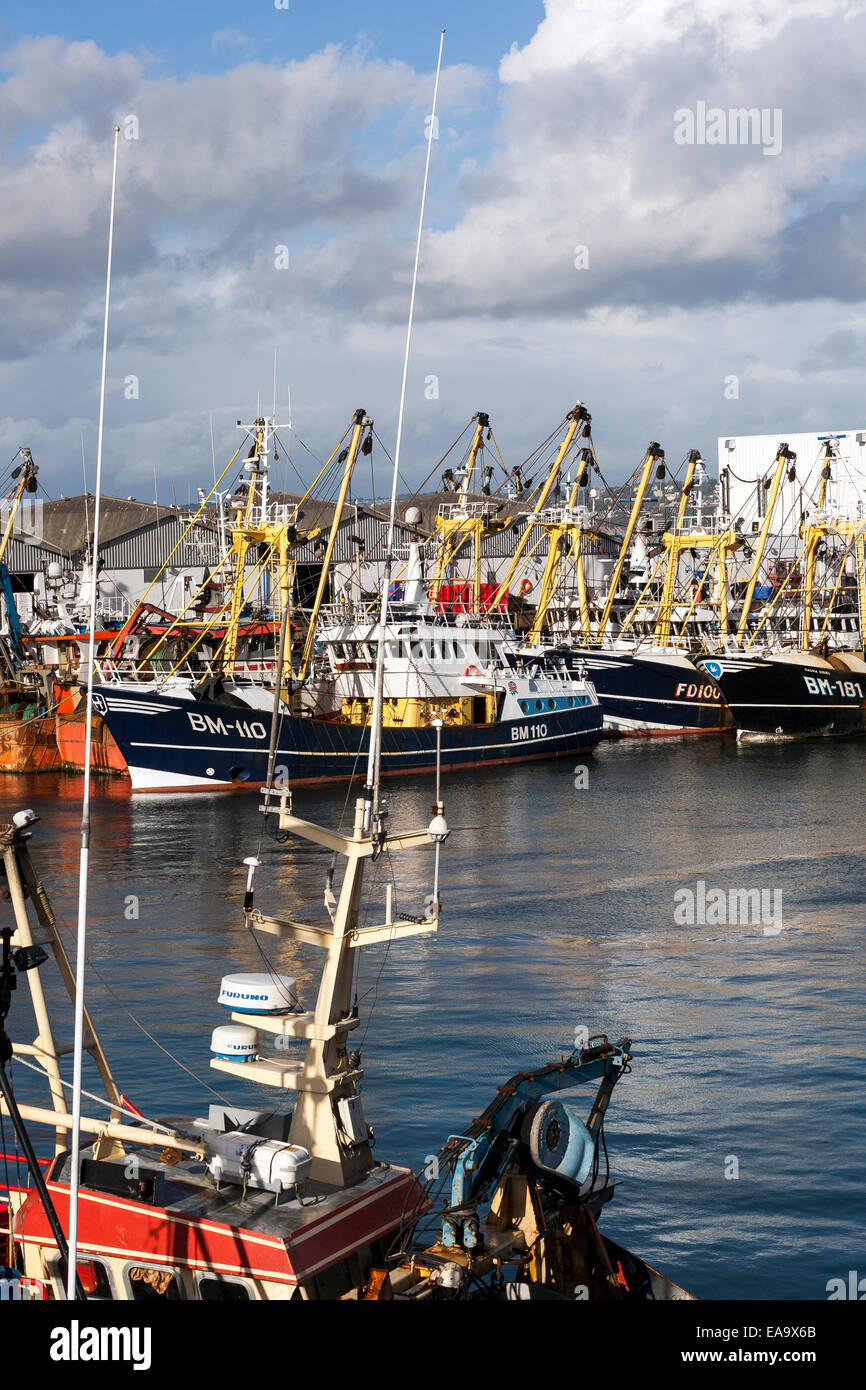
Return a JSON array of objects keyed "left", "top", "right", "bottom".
[
  {"left": 738, "top": 444, "right": 866, "bottom": 653},
  {"left": 525, "top": 474, "right": 599, "bottom": 647},
  {"left": 796, "top": 443, "right": 866, "bottom": 651},
  {"left": 734, "top": 442, "right": 794, "bottom": 645},
  {"left": 801, "top": 514, "right": 866, "bottom": 654},
  {"left": 595, "top": 442, "right": 663, "bottom": 642},
  {"left": 0, "top": 448, "right": 38, "bottom": 567},
  {"left": 652, "top": 528, "right": 741, "bottom": 648},
  {"left": 218, "top": 410, "right": 370, "bottom": 682},
  {"left": 430, "top": 412, "right": 515, "bottom": 613},
  {"left": 490, "top": 403, "right": 591, "bottom": 615},
  {"left": 651, "top": 449, "right": 743, "bottom": 648}
]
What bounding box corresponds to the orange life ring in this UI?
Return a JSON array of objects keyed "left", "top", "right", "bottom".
[
  {"left": 519, "top": 578, "right": 532, "bottom": 596},
  {"left": 463, "top": 665, "right": 481, "bottom": 678}
]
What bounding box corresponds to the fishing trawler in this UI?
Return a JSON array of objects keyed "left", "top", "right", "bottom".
[
  {"left": 498, "top": 427, "right": 733, "bottom": 736},
  {"left": 696, "top": 442, "right": 866, "bottom": 738},
  {"left": 90, "top": 412, "right": 601, "bottom": 791},
  {"left": 696, "top": 649, "right": 866, "bottom": 738}
]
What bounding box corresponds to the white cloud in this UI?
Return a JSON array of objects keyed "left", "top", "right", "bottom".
[
  {"left": 2, "top": 13, "right": 866, "bottom": 500},
  {"left": 424, "top": 0, "right": 866, "bottom": 319}
]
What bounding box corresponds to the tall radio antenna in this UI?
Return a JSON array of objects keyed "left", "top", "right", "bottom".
[
  {"left": 67, "top": 123, "right": 121, "bottom": 1299},
  {"left": 363, "top": 28, "right": 445, "bottom": 829}
]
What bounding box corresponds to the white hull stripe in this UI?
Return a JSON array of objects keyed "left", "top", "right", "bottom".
[
  {"left": 599, "top": 694, "right": 722, "bottom": 707},
  {"left": 731, "top": 701, "right": 864, "bottom": 711},
  {"left": 15, "top": 1229, "right": 295, "bottom": 1284},
  {"left": 126, "top": 726, "right": 591, "bottom": 760}
]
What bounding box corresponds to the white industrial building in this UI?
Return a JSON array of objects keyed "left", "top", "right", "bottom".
[{"left": 717, "top": 430, "right": 866, "bottom": 542}]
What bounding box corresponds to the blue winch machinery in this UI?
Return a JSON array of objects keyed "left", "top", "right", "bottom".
[{"left": 396, "top": 1036, "right": 635, "bottom": 1296}]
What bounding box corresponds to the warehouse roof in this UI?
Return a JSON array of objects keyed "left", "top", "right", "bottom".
[{"left": 34, "top": 494, "right": 180, "bottom": 556}]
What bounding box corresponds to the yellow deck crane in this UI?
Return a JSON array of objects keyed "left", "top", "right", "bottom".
[
  {"left": 652, "top": 450, "right": 743, "bottom": 649},
  {"left": 489, "top": 403, "right": 592, "bottom": 614},
  {"left": 799, "top": 443, "right": 866, "bottom": 652},
  {"left": 734, "top": 442, "right": 795, "bottom": 645},
  {"left": 430, "top": 412, "right": 511, "bottom": 613},
  {"left": 524, "top": 445, "right": 600, "bottom": 646},
  {"left": 594, "top": 442, "right": 665, "bottom": 643},
  {"left": 296, "top": 410, "right": 372, "bottom": 681}
]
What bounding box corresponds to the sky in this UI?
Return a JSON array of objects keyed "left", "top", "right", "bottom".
[{"left": 2, "top": 0, "right": 866, "bottom": 504}]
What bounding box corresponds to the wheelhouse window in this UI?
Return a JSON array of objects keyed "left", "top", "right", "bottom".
[
  {"left": 49, "top": 1253, "right": 113, "bottom": 1300},
  {"left": 127, "top": 1265, "right": 182, "bottom": 1300},
  {"left": 197, "top": 1275, "right": 252, "bottom": 1301}
]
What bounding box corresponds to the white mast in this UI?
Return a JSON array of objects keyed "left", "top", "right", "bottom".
[
  {"left": 363, "top": 27, "right": 445, "bottom": 831},
  {"left": 67, "top": 124, "right": 121, "bottom": 1300}
]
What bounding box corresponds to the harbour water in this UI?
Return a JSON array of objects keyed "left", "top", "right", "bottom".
[{"left": 4, "top": 736, "right": 865, "bottom": 1300}]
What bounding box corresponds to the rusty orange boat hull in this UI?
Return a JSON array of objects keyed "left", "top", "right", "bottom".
[
  {"left": 53, "top": 685, "right": 128, "bottom": 776},
  {"left": 0, "top": 711, "right": 63, "bottom": 773}
]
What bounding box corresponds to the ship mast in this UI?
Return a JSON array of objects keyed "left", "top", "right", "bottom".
[
  {"left": 363, "top": 27, "right": 446, "bottom": 830},
  {"left": 221, "top": 413, "right": 290, "bottom": 671},
  {"left": 525, "top": 451, "right": 596, "bottom": 647},
  {"left": 735, "top": 442, "right": 794, "bottom": 644},
  {"left": 595, "top": 442, "right": 664, "bottom": 642},
  {"left": 490, "top": 403, "right": 590, "bottom": 613},
  {"left": 227, "top": 30, "right": 449, "bottom": 1189},
  {"left": 801, "top": 442, "right": 834, "bottom": 648},
  {"left": 67, "top": 124, "right": 121, "bottom": 1300},
  {"left": 296, "top": 409, "right": 371, "bottom": 681},
  {"left": 0, "top": 450, "right": 39, "bottom": 565},
  {"left": 431, "top": 412, "right": 501, "bottom": 614},
  {"left": 651, "top": 450, "right": 741, "bottom": 649}
]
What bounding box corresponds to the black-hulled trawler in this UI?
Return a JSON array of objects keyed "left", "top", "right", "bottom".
[
  {"left": 696, "top": 441, "right": 866, "bottom": 739},
  {"left": 499, "top": 426, "right": 733, "bottom": 736}
]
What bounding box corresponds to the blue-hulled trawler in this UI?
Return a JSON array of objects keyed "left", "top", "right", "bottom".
[{"left": 91, "top": 411, "right": 601, "bottom": 791}]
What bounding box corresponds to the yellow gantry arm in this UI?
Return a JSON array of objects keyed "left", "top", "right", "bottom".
[
  {"left": 490, "top": 405, "right": 587, "bottom": 611},
  {"left": 297, "top": 409, "right": 369, "bottom": 680},
  {"left": 431, "top": 413, "right": 494, "bottom": 611},
  {"left": 653, "top": 451, "right": 700, "bottom": 647},
  {"left": 801, "top": 448, "right": 834, "bottom": 648},
  {"left": 735, "top": 443, "right": 793, "bottom": 644},
  {"left": 596, "top": 443, "right": 662, "bottom": 641},
  {"left": 461, "top": 416, "right": 487, "bottom": 499},
  {"left": 0, "top": 451, "right": 37, "bottom": 565},
  {"left": 526, "top": 477, "right": 592, "bottom": 645}
]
